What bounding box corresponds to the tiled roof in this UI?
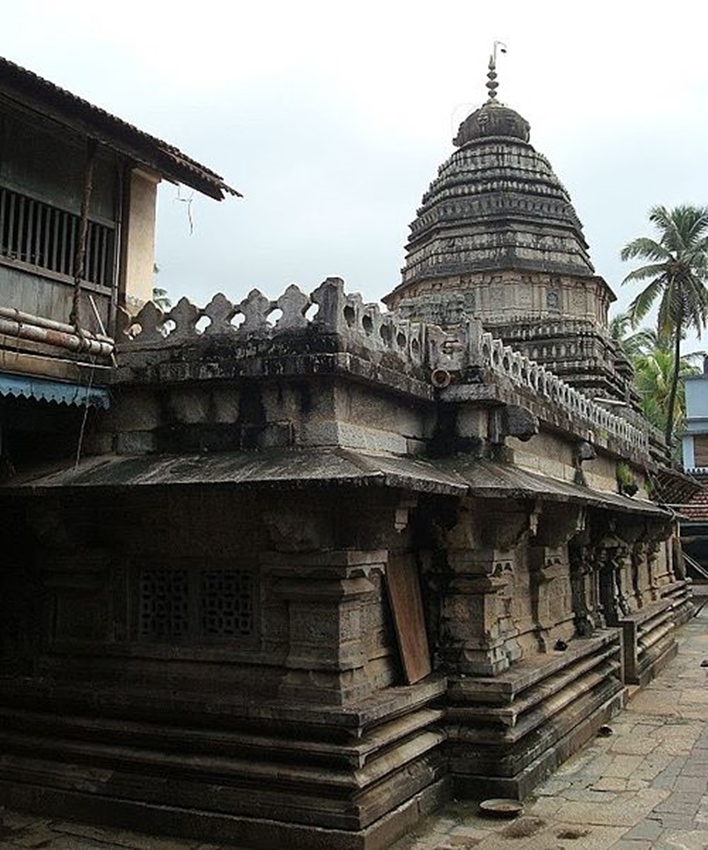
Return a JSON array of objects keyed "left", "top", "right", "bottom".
[
  {"left": 675, "top": 474, "right": 708, "bottom": 520},
  {"left": 680, "top": 487, "right": 708, "bottom": 521},
  {"left": 0, "top": 56, "right": 240, "bottom": 200}
]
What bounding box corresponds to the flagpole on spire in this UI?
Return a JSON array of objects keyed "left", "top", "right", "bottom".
[{"left": 486, "top": 40, "right": 507, "bottom": 102}]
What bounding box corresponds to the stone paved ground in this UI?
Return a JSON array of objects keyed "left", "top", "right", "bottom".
[
  {"left": 1, "top": 595, "right": 707, "bottom": 850},
  {"left": 393, "top": 591, "right": 708, "bottom": 850}
]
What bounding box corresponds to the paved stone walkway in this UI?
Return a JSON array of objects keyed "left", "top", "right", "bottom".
[
  {"left": 1, "top": 598, "right": 707, "bottom": 850},
  {"left": 394, "top": 593, "right": 708, "bottom": 850}
]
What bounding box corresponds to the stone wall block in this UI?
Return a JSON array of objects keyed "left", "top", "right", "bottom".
[
  {"left": 112, "top": 390, "right": 162, "bottom": 431},
  {"left": 115, "top": 430, "right": 156, "bottom": 454},
  {"left": 271, "top": 554, "right": 383, "bottom": 704},
  {"left": 167, "top": 389, "right": 211, "bottom": 424}
]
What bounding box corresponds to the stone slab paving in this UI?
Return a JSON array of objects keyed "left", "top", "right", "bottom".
[
  {"left": 1, "top": 597, "right": 707, "bottom": 850},
  {"left": 392, "top": 595, "right": 708, "bottom": 850}
]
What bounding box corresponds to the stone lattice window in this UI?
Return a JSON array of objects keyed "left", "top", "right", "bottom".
[
  {"left": 202, "top": 569, "right": 253, "bottom": 637},
  {"left": 137, "top": 565, "right": 254, "bottom": 642},
  {"left": 138, "top": 567, "right": 190, "bottom": 639}
]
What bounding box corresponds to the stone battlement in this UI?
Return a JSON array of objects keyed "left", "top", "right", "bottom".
[{"left": 118, "top": 278, "right": 651, "bottom": 459}]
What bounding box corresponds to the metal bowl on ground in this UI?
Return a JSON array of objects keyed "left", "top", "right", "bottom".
[{"left": 478, "top": 798, "right": 524, "bottom": 818}]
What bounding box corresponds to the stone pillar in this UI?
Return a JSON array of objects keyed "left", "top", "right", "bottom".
[
  {"left": 269, "top": 549, "right": 384, "bottom": 705},
  {"left": 630, "top": 542, "right": 647, "bottom": 609},
  {"left": 614, "top": 544, "right": 632, "bottom": 616},
  {"left": 432, "top": 501, "right": 529, "bottom": 675},
  {"left": 596, "top": 541, "right": 630, "bottom": 625},
  {"left": 611, "top": 515, "right": 655, "bottom": 612},
  {"left": 568, "top": 537, "right": 595, "bottom": 637},
  {"left": 528, "top": 503, "right": 583, "bottom": 650},
  {"left": 528, "top": 545, "right": 573, "bottom": 651},
  {"left": 646, "top": 541, "right": 662, "bottom": 600},
  {"left": 440, "top": 547, "right": 518, "bottom": 675},
  {"left": 592, "top": 544, "right": 607, "bottom": 628}
]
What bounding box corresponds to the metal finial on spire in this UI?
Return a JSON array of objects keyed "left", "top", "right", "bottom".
[{"left": 486, "top": 40, "right": 507, "bottom": 102}]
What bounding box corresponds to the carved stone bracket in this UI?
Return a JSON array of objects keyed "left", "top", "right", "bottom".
[{"left": 489, "top": 404, "right": 538, "bottom": 444}]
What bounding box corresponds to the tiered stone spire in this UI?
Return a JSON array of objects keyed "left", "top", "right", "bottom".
[
  {"left": 391, "top": 51, "right": 593, "bottom": 289},
  {"left": 384, "top": 53, "right": 631, "bottom": 401}
]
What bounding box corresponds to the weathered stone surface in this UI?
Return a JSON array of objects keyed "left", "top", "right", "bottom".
[{"left": 0, "top": 67, "right": 692, "bottom": 850}]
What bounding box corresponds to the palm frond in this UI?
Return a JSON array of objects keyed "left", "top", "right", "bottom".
[
  {"left": 650, "top": 204, "right": 708, "bottom": 253},
  {"left": 621, "top": 264, "right": 669, "bottom": 285},
  {"left": 620, "top": 238, "right": 670, "bottom": 263},
  {"left": 621, "top": 206, "right": 708, "bottom": 402},
  {"left": 626, "top": 277, "right": 664, "bottom": 326},
  {"left": 609, "top": 311, "right": 632, "bottom": 341}
]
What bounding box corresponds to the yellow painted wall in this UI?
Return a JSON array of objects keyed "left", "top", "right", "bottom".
[{"left": 124, "top": 168, "right": 159, "bottom": 312}]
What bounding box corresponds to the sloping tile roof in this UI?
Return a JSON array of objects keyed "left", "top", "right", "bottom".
[
  {"left": 0, "top": 56, "right": 240, "bottom": 200},
  {"left": 679, "top": 485, "right": 708, "bottom": 521}
]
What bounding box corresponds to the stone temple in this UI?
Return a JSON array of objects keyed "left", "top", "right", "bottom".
[
  {"left": 385, "top": 59, "right": 634, "bottom": 402},
  {"left": 0, "top": 57, "right": 695, "bottom": 850}
]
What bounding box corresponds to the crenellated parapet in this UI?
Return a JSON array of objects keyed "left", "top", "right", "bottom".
[
  {"left": 117, "top": 277, "right": 651, "bottom": 458},
  {"left": 118, "top": 277, "right": 427, "bottom": 368}
]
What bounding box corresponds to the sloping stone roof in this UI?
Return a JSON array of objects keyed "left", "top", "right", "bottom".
[{"left": 5, "top": 449, "right": 671, "bottom": 517}]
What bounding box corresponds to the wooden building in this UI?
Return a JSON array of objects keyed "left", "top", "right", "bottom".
[{"left": 0, "top": 57, "right": 236, "bottom": 473}]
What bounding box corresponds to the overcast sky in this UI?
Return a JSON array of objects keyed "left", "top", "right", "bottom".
[{"left": 4, "top": 0, "right": 708, "bottom": 345}]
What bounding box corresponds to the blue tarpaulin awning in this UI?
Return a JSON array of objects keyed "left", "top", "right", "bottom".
[{"left": 0, "top": 373, "right": 110, "bottom": 408}]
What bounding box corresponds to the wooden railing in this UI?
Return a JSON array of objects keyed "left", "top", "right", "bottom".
[{"left": 0, "top": 186, "right": 115, "bottom": 287}]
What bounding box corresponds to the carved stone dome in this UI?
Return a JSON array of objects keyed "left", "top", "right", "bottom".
[{"left": 453, "top": 101, "right": 530, "bottom": 146}]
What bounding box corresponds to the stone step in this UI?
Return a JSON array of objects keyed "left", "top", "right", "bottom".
[{"left": 0, "top": 705, "right": 444, "bottom": 770}]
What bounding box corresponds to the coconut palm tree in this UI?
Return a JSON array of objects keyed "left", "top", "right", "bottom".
[
  {"left": 621, "top": 204, "right": 708, "bottom": 447},
  {"left": 609, "top": 311, "right": 661, "bottom": 360},
  {"left": 151, "top": 287, "right": 172, "bottom": 312},
  {"left": 632, "top": 347, "right": 701, "bottom": 438}
]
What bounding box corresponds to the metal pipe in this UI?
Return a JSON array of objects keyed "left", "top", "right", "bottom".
[
  {"left": 431, "top": 368, "right": 453, "bottom": 388},
  {"left": 0, "top": 306, "right": 113, "bottom": 342},
  {"left": 0, "top": 349, "right": 112, "bottom": 376},
  {"left": 0, "top": 316, "right": 114, "bottom": 357}
]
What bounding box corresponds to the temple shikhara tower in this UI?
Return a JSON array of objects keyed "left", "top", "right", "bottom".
[
  {"left": 385, "top": 54, "right": 633, "bottom": 401},
  {"left": 0, "top": 54, "right": 696, "bottom": 850}
]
